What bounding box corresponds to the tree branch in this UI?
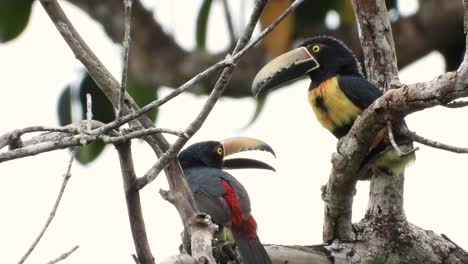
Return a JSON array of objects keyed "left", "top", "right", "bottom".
[
  {"left": 443, "top": 100, "right": 468, "bottom": 108},
  {"left": 67, "top": 0, "right": 464, "bottom": 98},
  {"left": 115, "top": 141, "right": 155, "bottom": 264},
  {"left": 322, "top": 0, "right": 468, "bottom": 242},
  {"left": 136, "top": 0, "right": 305, "bottom": 190},
  {"left": 44, "top": 245, "right": 80, "bottom": 264},
  {"left": 0, "top": 122, "right": 182, "bottom": 163},
  {"left": 39, "top": 1, "right": 200, "bottom": 238},
  {"left": 17, "top": 148, "right": 78, "bottom": 264},
  {"left": 0, "top": 126, "right": 85, "bottom": 150},
  {"left": 402, "top": 128, "right": 468, "bottom": 154},
  {"left": 117, "top": 0, "right": 132, "bottom": 119},
  {"left": 221, "top": 0, "right": 236, "bottom": 45}
]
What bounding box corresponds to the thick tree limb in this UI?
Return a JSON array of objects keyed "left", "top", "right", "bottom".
[
  {"left": 115, "top": 141, "right": 155, "bottom": 264},
  {"left": 322, "top": 0, "right": 400, "bottom": 240},
  {"left": 322, "top": 0, "right": 468, "bottom": 243},
  {"left": 160, "top": 244, "right": 332, "bottom": 264}
]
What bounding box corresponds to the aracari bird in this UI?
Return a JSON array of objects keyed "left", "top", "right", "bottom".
[
  {"left": 178, "top": 136, "right": 274, "bottom": 264},
  {"left": 252, "top": 36, "right": 414, "bottom": 176}
]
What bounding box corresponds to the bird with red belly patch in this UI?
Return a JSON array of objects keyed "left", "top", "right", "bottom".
[
  {"left": 178, "top": 137, "right": 275, "bottom": 264},
  {"left": 252, "top": 36, "right": 415, "bottom": 176}
]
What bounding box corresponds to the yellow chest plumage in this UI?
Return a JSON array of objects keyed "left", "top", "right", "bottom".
[{"left": 307, "top": 76, "right": 362, "bottom": 134}]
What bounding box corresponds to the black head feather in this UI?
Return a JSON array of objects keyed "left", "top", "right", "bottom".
[
  {"left": 178, "top": 141, "right": 224, "bottom": 169},
  {"left": 299, "top": 36, "right": 363, "bottom": 86}
]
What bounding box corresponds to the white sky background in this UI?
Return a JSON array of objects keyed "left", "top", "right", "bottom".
[{"left": 0, "top": 0, "right": 467, "bottom": 263}]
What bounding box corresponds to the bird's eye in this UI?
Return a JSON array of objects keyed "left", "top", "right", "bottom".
[
  {"left": 216, "top": 147, "right": 223, "bottom": 155},
  {"left": 311, "top": 45, "right": 320, "bottom": 53}
]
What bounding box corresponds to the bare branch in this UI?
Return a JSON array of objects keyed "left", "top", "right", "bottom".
[
  {"left": 0, "top": 126, "right": 85, "bottom": 150},
  {"left": 387, "top": 121, "right": 419, "bottom": 157},
  {"left": 0, "top": 127, "right": 79, "bottom": 150},
  {"left": 352, "top": 0, "right": 399, "bottom": 90},
  {"left": 0, "top": 122, "right": 182, "bottom": 163},
  {"left": 102, "top": 128, "right": 188, "bottom": 144},
  {"left": 159, "top": 190, "right": 218, "bottom": 263},
  {"left": 322, "top": 0, "right": 399, "bottom": 242},
  {"left": 86, "top": 0, "right": 304, "bottom": 138},
  {"left": 86, "top": 93, "right": 92, "bottom": 132},
  {"left": 136, "top": 0, "right": 305, "bottom": 190},
  {"left": 115, "top": 141, "right": 155, "bottom": 264},
  {"left": 443, "top": 100, "right": 468, "bottom": 108},
  {"left": 17, "top": 148, "right": 78, "bottom": 264},
  {"left": 69, "top": 0, "right": 464, "bottom": 98},
  {"left": 461, "top": 0, "right": 468, "bottom": 73},
  {"left": 39, "top": 0, "right": 169, "bottom": 155},
  {"left": 87, "top": 59, "right": 234, "bottom": 137},
  {"left": 39, "top": 0, "right": 200, "bottom": 259},
  {"left": 117, "top": 0, "right": 133, "bottom": 119},
  {"left": 188, "top": 214, "right": 218, "bottom": 263},
  {"left": 402, "top": 128, "right": 468, "bottom": 154},
  {"left": 221, "top": 0, "right": 236, "bottom": 45},
  {"left": 44, "top": 245, "right": 80, "bottom": 264}
]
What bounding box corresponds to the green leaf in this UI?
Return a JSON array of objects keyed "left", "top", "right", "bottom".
[
  {"left": 76, "top": 73, "right": 115, "bottom": 164},
  {"left": 79, "top": 73, "right": 115, "bottom": 123},
  {"left": 241, "top": 95, "right": 267, "bottom": 130},
  {"left": 195, "top": 0, "right": 213, "bottom": 50},
  {"left": 57, "top": 86, "right": 73, "bottom": 126},
  {"left": 57, "top": 72, "right": 115, "bottom": 165},
  {"left": 76, "top": 143, "right": 106, "bottom": 165},
  {"left": 0, "top": 0, "right": 34, "bottom": 43},
  {"left": 127, "top": 74, "right": 159, "bottom": 123}
]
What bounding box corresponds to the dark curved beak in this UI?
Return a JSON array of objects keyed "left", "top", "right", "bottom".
[
  {"left": 221, "top": 137, "right": 276, "bottom": 171},
  {"left": 222, "top": 158, "right": 275, "bottom": 171},
  {"left": 252, "top": 47, "right": 319, "bottom": 97}
]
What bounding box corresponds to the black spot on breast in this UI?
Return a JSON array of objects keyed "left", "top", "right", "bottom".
[
  {"left": 315, "top": 95, "right": 328, "bottom": 112},
  {"left": 332, "top": 123, "right": 352, "bottom": 138}
]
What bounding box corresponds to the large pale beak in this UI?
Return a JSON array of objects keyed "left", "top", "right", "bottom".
[
  {"left": 252, "top": 47, "right": 319, "bottom": 97},
  {"left": 221, "top": 137, "right": 276, "bottom": 171}
]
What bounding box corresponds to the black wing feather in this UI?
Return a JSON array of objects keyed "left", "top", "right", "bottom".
[{"left": 338, "top": 75, "right": 382, "bottom": 110}]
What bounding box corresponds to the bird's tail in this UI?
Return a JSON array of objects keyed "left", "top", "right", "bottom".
[{"left": 233, "top": 234, "right": 272, "bottom": 264}]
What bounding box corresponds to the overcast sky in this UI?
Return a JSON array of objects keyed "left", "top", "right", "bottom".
[{"left": 1, "top": 1, "right": 467, "bottom": 263}]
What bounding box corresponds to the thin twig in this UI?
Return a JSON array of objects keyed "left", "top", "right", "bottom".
[
  {"left": 86, "top": 94, "right": 92, "bottom": 132},
  {"left": 87, "top": 0, "right": 305, "bottom": 138},
  {"left": 87, "top": 60, "right": 233, "bottom": 136},
  {"left": 443, "top": 100, "right": 468, "bottom": 108},
  {"left": 233, "top": 0, "right": 305, "bottom": 59},
  {"left": 387, "top": 121, "right": 418, "bottom": 157},
  {"left": 136, "top": 0, "right": 305, "bottom": 190},
  {"left": 402, "top": 128, "right": 468, "bottom": 153},
  {"left": 44, "top": 245, "right": 80, "bottom": 264},
  {"left": 39, "top": 0, "right": 169, "bottom": 156},
  {"left": 17, "top": 148, "right": 78, "bottom": 264},
  {"left": 117, "top": 0, "right": 133, "bottom": 119},
  {"left": 221, "top": 0, "right": 237, "bottom": 45}
]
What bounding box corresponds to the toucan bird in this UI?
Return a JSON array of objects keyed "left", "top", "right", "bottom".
[
  {"left": 178, "top": 136, "right": 274, "bottom": 264},
  {"left": 252, "top": 36, "right": 415, "bottom": 176}
]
